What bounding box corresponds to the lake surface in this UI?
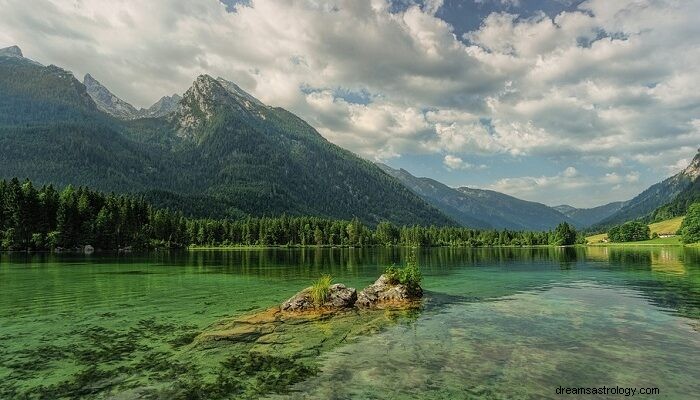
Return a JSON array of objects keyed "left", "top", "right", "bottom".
[{"left": 1, "top": 247, "right": 699, "bottom": 399}]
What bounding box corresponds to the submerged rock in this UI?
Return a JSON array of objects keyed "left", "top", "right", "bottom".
[
  {"left": 356, "top": 274, "right": 422, "bottom": 308},
  {"left": 281, "top": 284, "right": 357, "bottom": 313}
]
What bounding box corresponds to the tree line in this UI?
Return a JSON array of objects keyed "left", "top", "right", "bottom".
[{"left": 0, "top": 178, "right": 583, "bottom": 251}]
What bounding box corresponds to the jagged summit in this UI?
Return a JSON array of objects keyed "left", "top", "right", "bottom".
[
  {"left": 0, "top": 45, "right": 42, "bottom": 67},
  {"left": 83, "top": 73, "right": 140, "bottom": 119},
  {"left": 0, "top": 45, "right": 23, "bottom": 57},
  {"left": 143, "top": 93, "right": 182, "bottom": 118},
  {"left": 174, "top": 74, "right": 270, "bottom": 140}
]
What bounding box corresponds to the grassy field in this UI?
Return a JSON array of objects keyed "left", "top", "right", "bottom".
[
  {"left": 649, "top": 216, "right": 684, "bottom": 235},
  {"left": 586, "top": 216, "right": 684, "bottom": 245}
]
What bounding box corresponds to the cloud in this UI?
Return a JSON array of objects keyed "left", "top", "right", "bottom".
[
  {"left": 488, "top": 166, "right": 587, "bottom": 197},
  {"left": 443, "top": 155, "right": 486, "bottom": 171},
  {"left": 486, "top": 165, "right": 644, "bottom": 206},
  {"left": 602, "top": 171, "right": 640, "bottom": 184},
  {"left": 605, "top": 156, "right": 623, "bottom": 168},
  {"left": 0, "top": 0, "right": 698, "bottom": 204}
]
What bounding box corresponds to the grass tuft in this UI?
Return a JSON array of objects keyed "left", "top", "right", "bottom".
[{"left": 310, "top": 274, "right": 332, "bottom": 305}]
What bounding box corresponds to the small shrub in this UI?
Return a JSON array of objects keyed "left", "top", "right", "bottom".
[
  {"left": 310, "top": 275, "right": 332, "bottom": 305},
  {"left": 384, "top": 253, "right": 423, "bottom": 297}
]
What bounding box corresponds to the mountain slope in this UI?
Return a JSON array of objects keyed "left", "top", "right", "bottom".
[
  {"left": 0, "top": 46, "right": 453, "bottom": 226},
  {"left": 595, "top": 153, "right": 698, "bottom": 228},
  {"left": 554, "top": 201, "right": 627, "bottom": 227},
  {"left": 651, "top": 150, "right": 700, "bottom": 220},
  {"left": 379, "top": 164, "right": 576, "bottom": 230}
]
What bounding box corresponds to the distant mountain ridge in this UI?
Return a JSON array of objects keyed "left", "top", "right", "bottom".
[
  {"left": 378, "top": 164, "right": 578, "bottom": 231},
  {"left": 0, "top": 45, "right": 454, "bottom": 226},
  {"left": 554, "top": 202, "right": 627, "bottom": 227}
]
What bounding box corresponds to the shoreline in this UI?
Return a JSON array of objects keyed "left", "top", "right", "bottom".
[{"left": 1, "top": 243, "right": 694, "bottom": 254}]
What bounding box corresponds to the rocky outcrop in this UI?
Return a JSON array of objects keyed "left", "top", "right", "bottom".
[
  {"left": 280, "top": 275, "right": 422, "bottom": 314},
  {"left": 356, "top": 274, "right": 422, "bottom": 308},
  {"left": 281, "top": 284, "right": 357, "bottom": 313}
]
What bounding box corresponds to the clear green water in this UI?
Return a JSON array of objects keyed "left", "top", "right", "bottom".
[{"left": 1, "top": 247, "right": 699, "bottom": 399}]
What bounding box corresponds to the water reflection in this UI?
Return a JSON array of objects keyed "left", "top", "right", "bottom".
[{"left": 1, "top": 246, "right": 700, "bottom": 399}]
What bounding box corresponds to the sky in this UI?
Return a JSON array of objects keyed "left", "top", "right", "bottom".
[{"left": 1, "top": 0, "right": 698, "bottom": 208}]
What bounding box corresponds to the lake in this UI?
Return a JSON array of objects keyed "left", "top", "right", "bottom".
[{"left": 1, "top": 247, "right": 699, "bottom": 399}]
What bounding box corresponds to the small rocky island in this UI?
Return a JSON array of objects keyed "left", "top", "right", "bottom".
[
  {"left": 282, "top": 272, "right": 423, "bottom": 313},
  {"left": 196, "top": 264, "right": 423, "bottom": 345}
]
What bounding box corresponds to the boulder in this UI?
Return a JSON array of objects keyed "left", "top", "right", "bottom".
[
  {"left": 281, "top": 283, "right": 357, "bottom": 313},
  {"left": 356, "top": 274, "right": 422, "bottom": 308}
]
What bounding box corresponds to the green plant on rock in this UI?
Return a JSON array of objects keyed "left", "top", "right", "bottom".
[
  {"left": 385, "top": 253, "right": 423, "bottom": 297},
  {"left": 310, "top": 274, "right": 332, "bottom": 305}
]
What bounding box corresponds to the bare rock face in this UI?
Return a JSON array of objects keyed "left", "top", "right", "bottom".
[
  {"left": 356, "top": 274, "right": 422, "bottom": 308},
  {"left": 281, "top": 284, "right": 357, "bottom": 313}
]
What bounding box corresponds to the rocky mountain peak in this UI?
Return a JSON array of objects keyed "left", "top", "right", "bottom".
[
  {"left": 0, "top": 45, "right": 23, "bottom": 57},
  {"left": 173, "top": 75, "right": 225, "bottom": 139},
  {"left": 174, "top": 74, "right": 270, "bottom": 140},
  {"left": 83, "top": 73, "right": 139, "bottom": 119},
  {"left": 681, "top": 149, "right": 700, "bottom": 180}
]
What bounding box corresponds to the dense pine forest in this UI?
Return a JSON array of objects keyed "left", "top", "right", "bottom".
[{"left": 0, "top": 178, "right": 583, "bottom": 251}]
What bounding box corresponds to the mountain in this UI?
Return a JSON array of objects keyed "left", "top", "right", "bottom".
[
  {"left": 594, "top": 152, "right": 699, "bottom": 228},
  {"left": 83, "top": 73, "right": 141, "bottom": 119},
  {"left": 0, "top": 46, "right": 453, "bottom": 226},
  {"left": 158, "top": 74, "right": 454, "bottom": 224},
  {"left": 0, "top": 46, "right": 179, "bottom": 192},
  {"left": 650, "top": 150, "right": 700, "bottom": 220},
  {"left": 378, "top": 164, "right": 577, "bottom": 230},
  {"left": 554, "top": 201, "right": 627, "bottom": 227}
]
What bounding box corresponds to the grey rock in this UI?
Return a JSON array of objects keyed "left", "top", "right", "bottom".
[
  {"left": 84, "top": 73, "right": 141, "bottom": 119},
  {"left": 281, "top": 283, "right": 357, "bottom": 312},
  {"left": 356, "top": 274, "right": 421, "bottom": 308}
]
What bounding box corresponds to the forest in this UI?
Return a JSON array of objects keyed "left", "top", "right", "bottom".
[{"left": 0, "top": 178, "right": 582, "bottom": 251}]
